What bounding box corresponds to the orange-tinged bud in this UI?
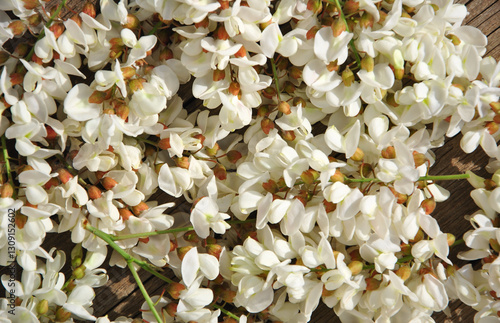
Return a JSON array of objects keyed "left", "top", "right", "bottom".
[
  {"left": 381, "top": 146, "right": 396, "bottom": 159},
  {"left": 344, "top": 0, "right": 359, "bottom": 15},
  {"left": 300, "top": 169, "right": 319, "bottom": 185},
  {"left": 214, "top": 25, "right": 230, "bottom": 40},
  {"left": 293, "top": 97, "right": 306, "bottom": 107},
  {"left": 123, "top": 14, "right": 140, "bottom": 29},
  {"left": 49, "top": 23, "right": 64, "bottom": 38},
  {"left": 447, "top": 233, "right": 456, "bottom": 246},
  {"left": 234, "top": 46, "right": 246, "bottom": 58},
  {"left": 206, "top": 143, "right": 220, "bottom": 156},
  {"left": 88, "top": 90, "right": 108, "bottom": 104},
  {"left": 323, "top": 200, "right": 336, "bottom": 213},
  {"left": 284, "top": 81, "right": 295, "bottom": 94},
  {"left": 360, "top": 11, "right": 374, "bottom": 28},
  {"left": 121, "top": 66, "right": 136, "bottom": 79},
  {"left": 1, "top": 183, "right": 14, "bottom": 198},
  {"left": 326, "top": 60, "right": 338, "bottom": 72},
  {"left": 261, "top": 117, "right": 275, "bottom": 134},
  {"left": 70, "top": 14, "right": 83, "bottom": 27},
  {"left": 389, "top": 187, "right": 407, "bottom": 204},
  {"left": 55, "top": 307, "right": 72, "bottom": 322},
  {"left": 331, "top": 18, "right": 347, "bottom": 37},
  {"left": 490, "top": 101, "right": 500, "bottom": 114},
  {"left": 132, "top": 201, "right": 149, "bottom": 215},
  {"left": 219, "top": 288, "right": 236, "bottom": 303},
  {"left": 129, "top": 78, "right": 145, "bottom": 92},
  {"left": 262, "top": 179, "right": 278, "bottom": 193},
  {"left": 88, "top": 186, "right": 102, "bottom": 200},
  {"left": 350, "top": 147, "right": 364, "bottom": 161},
  {"left": 175, "top": 156, "right": 190, "bottom": 169},
  {"left": 102, "top": 177, "right": 118, "bottom": 190},
  {"left": 348, "top": 261, "right": 363, "bottom": 275},
  {"left": 218, "top": 0, "right": 230, "bottom": 9},
  {"left": 290, "top": 66, "right": 302, "bottom": 79},
  {"left": 15, "top": 213, "right": 27, "bottom": 229},
  {"left": 282, "top": 130, "right": 296, "bottom": 141},
  {"left": 228, "top": 81, "right": 240, "bottom": 96},
  {"left": 306, "top": 26, "right": 319, "bottom": 40},
  {"left": 306, "top": 0, "right": 322, "bottom": 13},
  {"left": 213, "top": 163, "right": 227, "bottom": 180},
  {"left": 176, "top": 246, "right": 193, "bottom": 261},
  {"left": 114, "top": 103, "right": 129, "bottom": 120},
  {"left": 365, "top": 277, "right": 381, "bottom": 290},
  {"left": 486, "top": 121, "right": 499, "bottom": 135},
  {"left": 395, "top": 265, "right": 411, "bottom": 281},
  {"left": 9, "top": 73, "right": 23, "bottom": 86},
  {"left": 226, "top": 150, "right": 242, "bottom": 164},
  {"left": 206, "top": 243, "right": 223, "bottom": 259},
  {"left": 194, "top": 17, "right": 209, "bottom": 29},
  {"left": 158, "top": 138, "right": 171, "bottom": 150},
  {"left": 413, "top": 151, "right": 426, "bottom": 167},
  {"left": 82, "top": 2, "right": 97, "bottom": 18},
  {"left": 165, "top": 302, "right": 177, "bottom": 317},
  {"left": 484, "top": 179, "right": 497, "bottom": 190},
  {"left": 262, "top": 86, "right": 276, "bottom": 99},
  {"left": 410, "top": 229, "right": 424, "bottom": 243},
  {"left": 330, "top": 169, "right": 345, "bottom": 183},
  {"left": 22, "top": 0, "right": 38, "bottom": 10},
  {"left": 278, "top": 101, "right": 291, "bottom": 115},
  {"left": 420, "top": 198, "right": 436, "bottom": 214},
  {"left": 119, "top": 208, "right": 133, "bottom": 221},
  {"left": 58, "top": 169, "right": 73, "bottom": 184},
  {"left": 213, "top": 69, "right": 226, "bottom": 82},
  {"left": 183, "top": 230, "right": 199, "bottom": 243},
  {"left": 9, "top": 21, "right": 26, "bottom": 36}
]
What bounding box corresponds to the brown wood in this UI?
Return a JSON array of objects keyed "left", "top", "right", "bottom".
[{"left": 0, "top": 1, "right": 499, "bottom": 322}]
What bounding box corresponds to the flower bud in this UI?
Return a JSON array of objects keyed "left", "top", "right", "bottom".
[
  {"left": 0, "top": 51, "right": 9, "bottom": 65},
  {"left": 102, "top": 176, "right": 118, "bottom": 190},
  {"left": 9, "top": 73, "right": 23, "bottom": 86},
  {"left": 226, "top": 150, "right": 242, "bottom": 164},
  {"left": 88, "top": 90, "right": 108, "bottom": 104},
  {"left": 283, "top": 81, "right": 296, "bottom": 94},
  {"left": 389, "top": 187, "right": 407, "bottom": 204},
  {"left": 214, "top": 25, "right": 230, "bottom": 40},
  {"left": 344, "top": 0, "right": 359, "bottom": 15},
  {"left": 306, "top": 26, "right": 319, "bottom": 40},
  {"left": 218, "top": 0, "right": 230, "bottom": 9},
  {"left": 70, "top": 14, "right": 83, "bottom": 27},
  {"left": 175, "top": 157, "right": 190, "bottom": 169},
  {"left": 410, "top": 229, "right": 424, "bottom": 243},
  {"left": 342, "top": 67, "right": 355, "bottom": 86},
  {"left": 72, "top": 265, "right": 86, "bottom": 279},
  {"left": 82, "top": 2, "right": 97, "bottom": 18},
  {"left": 58, "top": 168, "right": 74, "bottom": 184},
  {"left": 183, "top": 230, "right": 199, "bottom": 243},
  {"left": 124, "top": 14, "right": 140, "bottom": 29},
  {"left": 159, "top": 47, "right": 174, "bottom": 60},
  {"left": 447, "top": 233, "right": 456, "bottom": 246},
  {"left": 1, "top": 183, "right": 14, "bottom": 198},
  {"left": 119, "top": 208, "right": 134, "bottom": 221},
  {"left": 131, "top": 201, "right": 149, "bottom": 215},
  {"left": 15, "top": 213, "right": 27, "bottom": 229},
  {"left": 323, "top": 200, "right": 336, "bottom": 213},
  {"left": 129, "top": 78, "right": 145, "bottom": 92},
  {"left": 15, "top": 43, "right": 29, "bottom": 57},
  {"left": 281, "top": 130, "right": 296, "bottom": 141},
  {"left": 261, "top": 117, "right": 275, "bottom": 134},
  {"left": 330, "top": 169, "right": 345, "bottom": 183},
  {"left": 165, "top": 302, "right": 177, "bottom": 317},
  {"left": 158, "top": 137, "right": 171, "bottom": 150},
  {"left": 331, "top": 18, "right": 347, "bottom": 37},
  {"left": 290, "top": 66, "right": 302, "bottom": 80},
  {"left": 490, "top": 239, "right": 500, "bottom": 253},
  {"left": 206, "top": 143, "right": 220, "bottom": 156},
  {"left": 262, "top": 179, "right": 278, "bottom": 193},
  {"left": 234, "top": 45, "right": 246, "bottom": 58},
  {"left": 88, "top": 185, "right": 102, "bottom": 200},
  {"left": 395, "top": 265, "right": 411, "bottom": 281},
  {"left": 262, "top": 86, "right": 276, "bottom": 99},
  {"left": 412, "top": 151, "right": 426, "bottom": 167},
  {"left": 360, "top": 11, "right": 374, "bottom": 28},
  {"left": 484, "top": 179, "right": 497, "bottom": 190},
  {"left": 176, "top": 246, "right": 193, "bottom": 261},
  {"left": 300, "top": 169, "right": 319, "bottom": 185},
  {"left": 213, "top": 163, "right": 227, "bottom": 180},
  {"left": 420, "top": 197, "right": 436, "bottom": 214},
  {"left": 278, "top": 101, "right": 291, "bottom": 115},
  {"left": 359, "top": 163, "right": 373, "bottom": 178},
  {"left": 36, "top": 299, "right": 49, "bottom": 315},
  {"left": 348, "top": 261, "right": 363, "bottom": 275},
  {"left": 194, "top": 17, "right": 209, "bottom": 29},
  {"left": 365, "top": 277, "right": 381, "bottom": 290},
  {"left": 381, "top": 146, "right": 396, "bottom": 159},
  {"left": 485, "top": 121, "right": 499, "bottom": 135},
  {"left": 490, "top": 101, "right": 500, "bottom": 114},
  {"left": 49, "top": 22, "right": 64, "bottom": 38},
  {"left": 228, "top": 81, "right": 240, "bottom": 96},
  {"left": 9, "top": 21, "right": 27, "bottom": 36},
  {"left": 361, "top": 55, "right": 374, "bottom": 72},
  {"left": 306, "top": 0, "right": 322, "bottom": 13},
  {"left": 114, "top": 103, "right": 129, "bottom": 120},
  {"left": 213, "top": 69, "right": 226, "bottom": 82},
  {"left": 55, "top": 307, "right": 72, "bottom": 322},
  {"left": 260, "top": 19, "right": 273, "bottom": 30},
  {"left": 206, "top": 243, "right": 223, "bottom": 259},
  {"left": 350, "top": 147, "right": 364, "bottom": 161}
]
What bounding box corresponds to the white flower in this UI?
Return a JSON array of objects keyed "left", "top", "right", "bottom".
[
  {"left": 64, "top": 84, "right": 102, "bottom": 121},
  {"left": 190, "top": 197, "right": 230, "bottom": 238}
]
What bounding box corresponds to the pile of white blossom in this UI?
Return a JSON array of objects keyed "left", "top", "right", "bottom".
[{"left": 0, "top": 0, "right": 499, "bottom": 322}]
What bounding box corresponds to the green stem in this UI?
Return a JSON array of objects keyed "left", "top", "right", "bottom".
[
  {"left": 333, "top": 0, "right": 361, "bottom": 69},
  {"left": 344, "top": 173, "right": 470, "bottom": 184},
  {"left": 135, "top": 136, "right": 159, "bottom": 146},
  {"left": 213, "top": 304, "right": 239, "bottom": 321},
  {"left": 128, "top": 260, "right": 164, "bottom": 323},
  {"left": 148, "top": 21, "right": 163, "bottom": 35},
  {"left": 270, "top": 57, "right": 282, "bottom": 102},
  {"left": 451, "top": 238, "right": 464, "bottom": 247},
  {"left": 110, "top": 219, "right": 256, "bottom": 241},
  {"left": 1, "top": 135, "right": 16, "bottom": 199},
  {"left": 85, "top": 224, "right": 173, "bottom": 284},
  {"left": 26, "top": 0, "right": 67, "bottom": 61},
  {"left": 397, "top": 255, "right": 414, "bottom": 264}
]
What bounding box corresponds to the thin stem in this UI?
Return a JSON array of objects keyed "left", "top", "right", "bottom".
[
  {"left": 128, "top": 260, "right": 164, "bottom": 323},
  {"left": 85, "top": 224, "right": 173, "bottom": 284},
  {"left": 135, "top": 136, "right": 159, "bottom": 146},
  {"left": 1, "top": 135, "right": 16, "bottom": 199},
  {"left": 26, "top": 0, "right": 67, "bottom": 61},
  {"left": 270, "top": 57, "right": 282, "bottom": 102},
  {"left": 452, "top": 238, "right": 464, "bottom": 247},
  {"left": 333, "top": 0, "right": 361, "bottom": 69},
  {"left": 344, "top": 173, "right": 470, "bottom": 184},
  {"left": 213, "top": 304, "right": 240, "bottom": 321},
  {"left": 148, "top": 21, "right": 163, "bottom": 35},
  {"left": 110, "top": 219, "right": 256, "bottom": 241}
]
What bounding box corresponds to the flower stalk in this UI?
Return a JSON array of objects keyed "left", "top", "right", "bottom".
[
  {"left": 344, "top": 173, "right": 470, "bottom": 183},
  {"left": 332, "top": 0, "right": 361, "bottom": 69},
  {"left": 1, "top": 135, "right": 16, "bottom": 199},
  {"left": 128, "top": 260, "right": 164, "bottom": 323}
]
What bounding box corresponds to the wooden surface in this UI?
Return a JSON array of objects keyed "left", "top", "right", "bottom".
[{"left": 1, "top": 0, "right": 499, "bottom": 322}]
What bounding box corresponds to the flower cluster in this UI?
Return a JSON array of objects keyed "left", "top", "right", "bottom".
[{"left": 0, "top": 0, "right": 499, "bottom": 322}]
